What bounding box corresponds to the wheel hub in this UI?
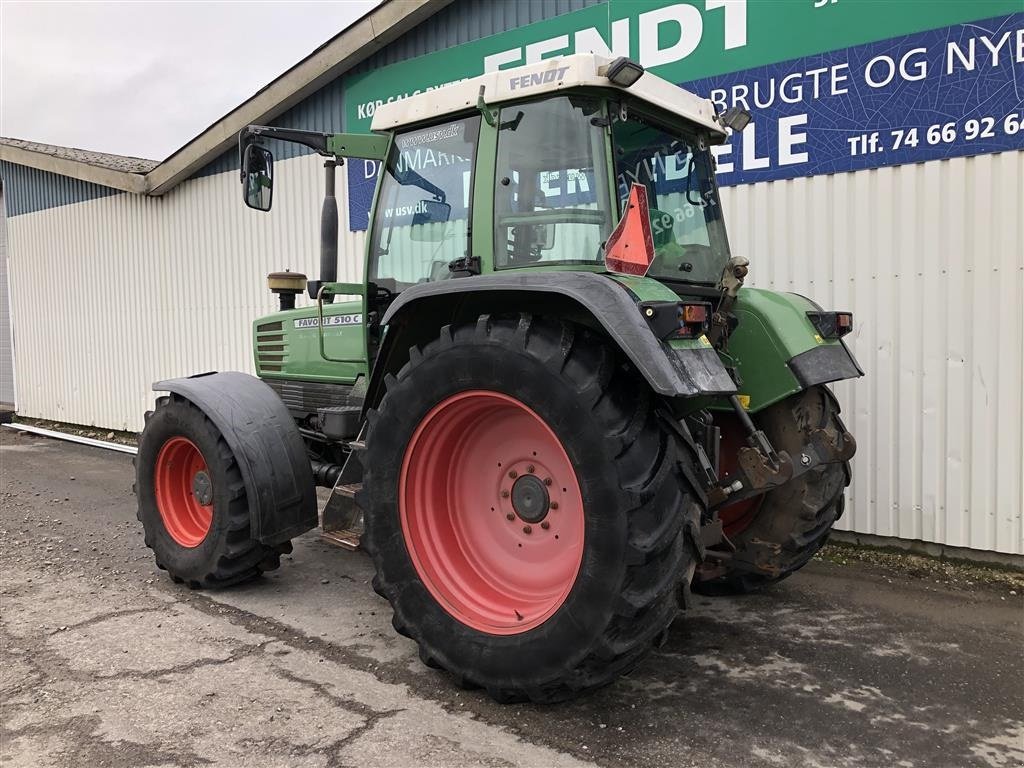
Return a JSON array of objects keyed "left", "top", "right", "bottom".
[
  {"left": 399, "top": 390, "right": 585, "bottom": 635},
  {"left": 511, "top": 473, "right": 549, "bottom": 523},
  {"left": 192, "top": 470, "right": 213, "bottom": 506},
  {"left": 154, "top": 436, "right": 213, "bottom": 548}
]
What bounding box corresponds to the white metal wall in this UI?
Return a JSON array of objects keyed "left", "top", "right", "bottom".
[
  {"left": 5, "top": 150, "right": 1022, "bottom": 554},
  {"left": 5, "top": 153, "right": 361, "bottom": 431},
  {"left": 0, "top": 185, "right": 15, "bottom": 405},
  {"left": 720, "top": 151, "right": 1024, "bottom": 555}
]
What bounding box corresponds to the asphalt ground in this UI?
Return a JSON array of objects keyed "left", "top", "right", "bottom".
[{"left": 1, "top": 429, "right": 1022, "bottom": 768}]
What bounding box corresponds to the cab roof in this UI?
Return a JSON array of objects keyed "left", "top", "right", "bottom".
[{"left": 370, "top": 53, "right": 727, "bottom": 140}]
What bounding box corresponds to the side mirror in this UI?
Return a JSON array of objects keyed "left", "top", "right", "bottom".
[
  {"left": 242, "top": 144, "right": 274, "bottom": 211},
  {"left": 409, "top": 199, "right": 452, "bottom": 242}
]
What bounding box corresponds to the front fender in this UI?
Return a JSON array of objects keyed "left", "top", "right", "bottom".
[
  {"left": 723, "top": 288, "right": 863, "bottom": 413},
  {"left": 153, "top": 371, "right": 317, "bottom": 545},
  {"left": 371, "top": 272, "right": 736, "bottom": 408}
]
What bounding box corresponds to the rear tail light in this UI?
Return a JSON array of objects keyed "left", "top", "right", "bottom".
[
  {"left": 640, "top": 301, "right": 712, "bottom": 340},
  {"left": 682, "top": 304, "right": 708, "bottom": 324},
  {"left": 807, "top": 311, "right": 854, "bottom": 339}
]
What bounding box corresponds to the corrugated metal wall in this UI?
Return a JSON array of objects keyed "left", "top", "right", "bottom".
[
  {"left": 4, "top": 153, "right": 356, "bottom": 430},
  {"left": 0, "top": 184, "right": 15, "bottom": 405},
  {"left": 0, "top": 161, "right": 122, "bottom": 216},
  {"left": 5, "top": 150, "right": 1022, "bottom": 554},
  {"left": 720, "top": 151, "right": 1024, "bottom": 555}
]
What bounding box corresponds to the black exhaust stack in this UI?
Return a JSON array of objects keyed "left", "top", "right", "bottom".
[{"left": 318, "top": 159, "right": 339, "bottom": 303}]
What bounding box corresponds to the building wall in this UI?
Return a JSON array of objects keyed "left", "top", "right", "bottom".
[
  {"left": 4, "top": 148, "right": 1021, "bottom": 554},
  {"left": 721, "top": 152, "right": 1024, "bottom": 555},
  {"left": 3, "top": 152, "right": 354, "bottom": 430},
  {"left": 0, "top": 184, "right": 15, "bottom": 405}
]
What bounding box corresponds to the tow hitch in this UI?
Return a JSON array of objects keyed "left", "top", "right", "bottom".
[{"left": 704, "top": 394, "right": 855, "bottom": 511}]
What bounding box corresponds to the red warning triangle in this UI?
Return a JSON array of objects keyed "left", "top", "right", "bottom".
[{"left": 605, "top": 183, "right": 655, "bottom": 277}]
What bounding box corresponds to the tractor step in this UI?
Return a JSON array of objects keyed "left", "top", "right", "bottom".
[
  {"left": 320, "top": 480, "right": 363, "bottom": 550},
  {"left": 335, "top": 482, "right": 361, "bottom": 499},
  {"left": 321, "top": 528, "right": 361, "bottom": 550}
]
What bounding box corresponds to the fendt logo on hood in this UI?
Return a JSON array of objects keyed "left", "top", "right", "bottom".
[{"left": 509, "top": 66, "right": 570, "bottom": 90}]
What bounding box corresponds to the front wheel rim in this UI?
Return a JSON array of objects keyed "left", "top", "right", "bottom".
[
  {"left": 154, "top": 436, "right": 213, "bottom": 548},
  {"left": 399, "top": 390, "right": 585, "bottom": 635}
]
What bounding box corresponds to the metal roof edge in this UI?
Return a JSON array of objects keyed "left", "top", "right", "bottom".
[
  {"left": 145, "top": 0, "right": 453, "bottom": 196},
  {"left": 0, "top": 144, "right": 148, "bottom": 194}
]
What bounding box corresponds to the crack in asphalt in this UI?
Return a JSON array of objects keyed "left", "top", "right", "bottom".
[
  {"left": 45, "top": 605, "right": 168, "bottom": 635},
  {"left": 1, "top": 713, "right": 216, "bottom": 767},
  {"left": 270, "top": 666, "right": 406, "bottom": 768}
]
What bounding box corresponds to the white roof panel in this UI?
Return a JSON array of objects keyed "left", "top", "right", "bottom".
[{"left": 370, "top": 53, "right": 726, "bottom": 139}]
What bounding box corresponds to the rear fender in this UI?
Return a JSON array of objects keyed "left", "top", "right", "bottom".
[
  {"left": 367, "top": 272, "right": 736, "bottom": 410},
  {"left": 153, "top": 371, "right": 317, "bottom": 545},
  {"left": 722, "top": 288, "right": 863, "bottom": 413}
]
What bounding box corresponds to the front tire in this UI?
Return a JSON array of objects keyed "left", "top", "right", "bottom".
[
  {"left": 361, "top": 315, "right": 702, "bottom": 703},
  {"left": 136, "top": 395, "right": 286, "bottom": 588}
]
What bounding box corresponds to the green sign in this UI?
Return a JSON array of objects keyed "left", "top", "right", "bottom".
[{"left": 344, "top": 0, "right": 1019, "bottom": 132}]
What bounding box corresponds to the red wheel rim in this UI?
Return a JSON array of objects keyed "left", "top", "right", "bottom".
[
  {"left": 399, "top": 390, "right": 585, "bottom": 635},
  {"left": 716, "top": 414, "right": 764, "bottom": 537},
  {"left": 154, "top": 436, "right": 213, "bottom": 548}
]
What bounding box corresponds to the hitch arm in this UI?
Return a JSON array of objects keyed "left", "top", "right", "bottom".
[{"left": 707, "top": 423, "right": 856, "bottom": 510}]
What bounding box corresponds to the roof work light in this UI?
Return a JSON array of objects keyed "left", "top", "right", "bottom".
[
  {"left": 603, "top": 57, "right": 645, "bottom": 87},
  {"left": 717, "top": 106, "right": 752, "bottom": 132}
]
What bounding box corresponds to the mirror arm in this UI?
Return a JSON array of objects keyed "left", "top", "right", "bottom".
[{"left": 238, "top": 125, "right": 332, "bottom": 174}]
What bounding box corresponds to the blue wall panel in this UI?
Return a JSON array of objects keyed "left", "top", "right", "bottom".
[{"left": 0, "top": 161, "right": 122, "bottom": 217}]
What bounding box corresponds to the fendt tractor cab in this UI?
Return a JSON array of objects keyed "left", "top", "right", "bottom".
[{"left": 136, "top": 54, "right": 861, "bottom": 703}]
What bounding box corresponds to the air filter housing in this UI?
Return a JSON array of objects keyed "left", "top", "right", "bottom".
[{"left": 268, "top": 270, "right": 307, "bottom": 311}]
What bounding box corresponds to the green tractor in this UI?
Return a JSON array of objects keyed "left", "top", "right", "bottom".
[{"left": 136, "top": 54, "right": 860, "bottom": 702}]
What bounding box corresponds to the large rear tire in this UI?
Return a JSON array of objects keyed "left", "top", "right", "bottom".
[
  {"left": 361, "top": 314, "right": 702, "bottom": 703},
  {"left": 135, "top": 395, "right": 286, "bottom": 588},
  {"left": 694, "top": 385, "right": 851, "bottom": 595}
]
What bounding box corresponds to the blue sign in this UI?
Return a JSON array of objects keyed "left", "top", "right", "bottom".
[
  {"left": 348, "top": 159, "right": 380, "bottom": 231},
  {"left": 688, "top": 14, "right": 1024, "bottom": 186},
  {"left": 348, "top": 14, "right": 1024, "bottom": 230}
]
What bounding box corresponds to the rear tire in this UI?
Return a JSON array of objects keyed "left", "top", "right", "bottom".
[
  {"left": 135, "top": 395, "right": 285, "bottom": 588},
  {"left": 361, "top": 314, "right": 702, "bottom": 703},
  {"left": 694, "top": 385, "right": 851, "bottom": 596}
]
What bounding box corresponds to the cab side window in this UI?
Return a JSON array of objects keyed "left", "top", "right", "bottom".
[{"left": 369, "top": 116, "right": 480, "bottom": 289}]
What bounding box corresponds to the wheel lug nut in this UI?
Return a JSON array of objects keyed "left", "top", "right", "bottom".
[
  {"left": 543, "top": 477, "right": 552, "bottom": 486},
  {"left": 501, "top": 490, "right": 510, "bottom": 498},
  {"left": 522, "top": 525, "right": 532, "bottom": 534},
  {"left": 540, "top": 521, "right": 550, "bottom": 530},
  {"left": 527, "top": 464, "right": 535, "bottom": 474},
  {"left": 506, "top": 513, "right": 515, "bottom": 521},
  {"left": 550, "top": 501, "right": 559, "bottom": 510},
  {"left": 508, "top": 470, "right": 518, "bottom": 479}
]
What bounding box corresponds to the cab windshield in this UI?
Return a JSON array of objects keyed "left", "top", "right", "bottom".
[{"left": 612, "top": 110, "right": 731, "bottom": 285}]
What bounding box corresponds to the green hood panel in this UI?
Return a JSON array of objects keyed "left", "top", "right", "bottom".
[{"left": 253, "top": 300, "right": 367, "bottom": 383}]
